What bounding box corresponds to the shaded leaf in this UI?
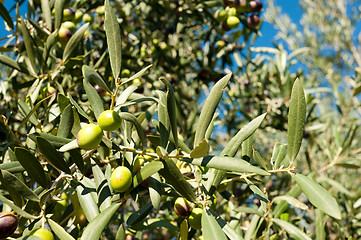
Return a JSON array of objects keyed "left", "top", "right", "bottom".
[
  {"left": 57, "top": 105, "right": 74, "bottom": 138},
  {"left": 271, "top": 143, "right": 287, "bottom": 169},
  {"left": 105, "top": 0, "right": 122, "bottom": 80},
  {"left": 118, "top": 112, "right": 146, "bottom": 148},
  {"left": 19, "top": 17, "right": 37, "bottom": 74},
  {"left": 315, "top": 209, "right": 326, "bottom": 240},
  {"left": 292, "top": 173, "right": 341, "bottom": 219},
  {"left": 148, "top": 172, "right": 162, "bottom": 210},
  {"left": 82, "top": 65, "right": 112, "bottom": 94},
  {"left": 14, "top": 147, "right": 48, "bottom": 188},
  {"left": 40, "top": 0, "right": 52, "bottom": 32},
  {"left": 72, "top": 179, "right": 99, "bottom": 222},
  {"left": 0, "top": 194, "right": 38, "bottom": 219},
  {"left": 28, "top": 132, "right": 72, "bottom": 148},
  {"left": 208, "top": 208, "right": 244, "bottom": 240},
  {"left": 126, "top": 202, "right": 153, "bottom": 227},
  {"left": 0, "top": 161, "right": 24, "bottom": 173},
  {"left": 0, "top": 54, "right": 28, "bottom": 74},
  {"left": 63, "top": 23, "right": 89, "bottom": 61},
  {"left": 0, "top": 169, "right": 39, "bottom": 202},
  {"left": 83, "top": 78, "right": 104, "bottom": 119},
  {"left": 91, "top": 161, "right": 112, "bottom": 211},
  {"left": 287, "top": 78, "right": 306, "bottom": 162},
  {"left": 0, "top": 3, "right": 14, "bottom": 29},
  {"left": 54, "top": 0, "right": 65, "bottom": 29},
  {"left": 272, "top": 196, "right": 308, "bottom": 211}
]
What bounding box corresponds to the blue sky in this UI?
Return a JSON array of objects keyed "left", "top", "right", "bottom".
[{"left": 0, "top": 1, "right": 303, "bottom": 47}]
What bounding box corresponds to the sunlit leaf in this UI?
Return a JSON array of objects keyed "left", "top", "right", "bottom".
[
  {"left": 48, "top": 219, "right": 76, "bottom": 240},
  {"left": 82, "top": 65, "right": 112, "bottom": 94},
  {"left": 287, "top": 78, "right": 306, "bottom": 162},
  {"left": 133, "top": 161, "right": 164, "bottom": 188},
  {"left": 292, "top": 173, "right": 341, "bottom": 219},
  {"left": 63, "top": 23, "right": 89, "bottom": 61},
  {"left": 272, "top": 218, "right": 311, "bottom": 240},
  {"left": 57, "top": 105, "right": 74, "bottom": 138},
  {"left": 83, "top": 78, "right": 104, "bottom": 119},
  {"left": 190, "top": 139, "right": 210, "bottom": 158},
  {"left": 202, "top": 208, "right": 228, "bottom": 240}
]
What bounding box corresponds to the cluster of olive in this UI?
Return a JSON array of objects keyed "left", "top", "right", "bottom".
[
  {"left": 215, "top": 0, "right": 263, "bottom": 31},
  {"left": 173, "top": 197, "right": 203, "bottom": 230}
]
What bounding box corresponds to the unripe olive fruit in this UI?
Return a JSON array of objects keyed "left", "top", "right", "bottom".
[
  {"left": 216, "top": 40, "right": 226, "bottom": 48},
  {"left": 174, "top": 197, "right": 193, "bottom": 218},
  {"left": 63, "top": 8, "right": 75, "bottom": 21},
  {"left": 32, "top": 228, "right": 54, "bottom": 240},
  {"left": 133, "top": 156, "right": 145, "bottom": 174},
  {"left": 82, "top": 13, "right": 94, "bottom": 23},
  {"left": 121, "top": 69, "right": 131, "bottom": 78},
  {"left": 97, "top": 110, "right": 121, "bottom": 131},
  {"left": 58, "top": 26, "right": 72, "bottom": 44},
  {"left": 0, "top": 211, "right": 18, "bottom": 239},
  {"left": 77, "top": 123, "right": 103, "bottom": 150},
  {"left": 226, "top": 16, "right": 240, "bottom": 29},
  {"left": 110, "top": 166, "right": 133, "bottom": 192},
  {"left": 43, "top": 86, "right": 56, "bottom": 97},
  {"left": 227, "top": 7, "right": 237, "bottom": 17},
  {"left": 188, "top": 207, "right": 202, "bottom": 230},
  {"left": 247, "top": 14, "right": 260, "bottom": 28},
  {"left": 74, "top": 10, "right": 83, "bottom": 23},
  {"left": 96, "top": 5, "right": 105, "bottom": 16},
  {"left": 215, "top": 9, "right": 228, "bottom": 22},
  {"left": 62, "top": 21, "right": 76, "bottom": 32}
]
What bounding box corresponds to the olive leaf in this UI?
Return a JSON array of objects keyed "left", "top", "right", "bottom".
[
  {"left": 287, "top": 78, "right": 306, "bottom": 162},
  {"left": 272, "top": 218, "right": 311, "bottom": 240},
  {"left": 202, "top": 208, "right": 228, "bottom": 240}
]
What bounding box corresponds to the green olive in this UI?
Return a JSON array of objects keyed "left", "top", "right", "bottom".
[
  {"left": 77, "top": 123, "right": 103, "bottom": 150},
  {"left": 32, "top": 228, "right": 54, "bottom": 240},
  {"left": 110, "top": 166, "right": 133, "bottom": 192},
  {"left": 82, "top": 13, "right": 94, "bottom": 23},
  {"left": 226, "top": 16, "right": 240, "bottom": 29},
  {"left": 174, "top": 197, "right": 193, "bottom": 218},
  {"left": 97, "top": 110, "right": 121, "bottom": 131},
  {"left": 188, "top": 207, "right": 202, "bottom": 230}
]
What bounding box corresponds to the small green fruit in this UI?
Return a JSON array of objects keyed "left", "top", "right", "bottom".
[
  {"left": 77, "top": 123, "right": 103, "bottom": 150},
  {"left": 0, "top": 212, "right": 18, "bottom": 239},
  {"left": 62, "top": 21, "right": 76, "bottom": 32},
  {"left": 82, "top": 13, "right": 94, "bottom": 23},
  {"left": 174, "top": 197, "right": 193, "bottom": 218},
  {"left": 226, "top": 16, "right": 240, "bottom": 29},
  {"left": 97, "top": 110, "right": 121, "bottom": 131},
  {"left": 110, "top": 166, "right": 133, "bottom": 192},
  {"left": 227, "top": 7, "right": 237, "bottom": 16},
  {"left": 188, "top": 207, "right": 202, "bottom": 230},
  {"left": 96, "top": 5, "right": 105, "bottom": 16},
  {"left": 133, "top": 156, "right": 145, "bottom": 173},
  {"left": 216, "top": 40, "right": 226, "bottom": 48},
  {"left": 33, "top": 228, "right": 54, "bottom": 240},
  {"left": 121, "top": 69, "right": 131, "bottom": 78},
  {"left": 74, "top": 9, "right": 83, "bottom": 23},
  {"left": 63, "top": 8, "right": 75, "bottom": 21},
  {"left": 215, "top": 9, "right": 228, "bottom": 22},
  {"left": 58, "top": 26, "right": 72, "bottom": 44}
]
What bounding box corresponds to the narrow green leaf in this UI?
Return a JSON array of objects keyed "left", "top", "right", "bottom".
[
  {"left": 58, "top": 93, "right": 70, "bottom": 113},
  {"left": 0, "top": 169, "right": 40, "bottom": 202},
  {"left": 28, "top": 132, "right": 72, "bottom": 148},
  {"left": 82, "top": 65, "right": 112, "bottom": 94},
  {"left": 81, "top": 203, "right": 121, "bottom": 240},
  {"left": 148, "top": 172, "right": 162, "bottom": 210},
  {"left": 287, "top": 78, "right": 306, "bottom": 162},
  {"left": 252, "top": 149, "right": 267, "bottom": 169},
  {"left": 190, "top": 139, "right": 210, "bottom": 158},
  {"left": 118, "top": 112, "right": 146, "bottom": 148},
  {"left": 0, "top": 194, "right": 38, "bottom": 219},
  {"left": 126, "top": 202, "right": 153, "bottom": 227},
  {"left": 245, "top": 179, "right": 268, "bottom": 213},
  {"left": 233, "top": 207, "right": 264, "bottom": 217},
  {"left": 186, "top": 156, "right": 270, "bottom": 176},
  {"left": 19, "top": 17, "right": 37, "bottom": 75},
  {"left": 36, "top": 137, "right": 71, "bottom": 174},
  {"left": 115, "top": 224, "right": 126, "bottom": 240},
  {"left": 105, "top": 0, "right": 122, "bottom": 80},
  {"left": 272, "top": 196, "right": 308, "bottom": 211},
  {"left": 159, "top": 157, "right": 196, "bottom": 202},
  {"left": 126, "top": 64, "right": 152, "bottom": 82},
  {"left": 222, "top": 113, "right": 267, "bottom": 157},
  {"left": 202, "top": 208, "right": 228, "bottom": 240},
  {"left": 0, "top": 54, "right": 28, "bottom": 74},
  {"left": 194, "top": 73, "right": 231, "bottom": 147},
  {"left": 244, "top": 213, "right": 260, "bottom": 240},
  {"left": 0, "top": 161, "right": 24, "bottom": 173},
  {"left": 133, "top": 161, "right": 164, "bottom": 188},
  {"left": 18, "top": 99, "right": 38, "bottom": 126},
  {"left": 241, "top": 135, "right": 253, "bottom": 160},
  {"left": 317, "top": 176, "right": 356, "bottom": 197},
  {"left": 160, "top": 77, "right": 178, "bottom": 148},
  {"left": 48, "top": 219, "right": 75, "bottom": 240},
  {"left": 271, "top": 143, "right": 287, "bottom": 169},
  {"left": 54, "top": 0, "right": 65, "bottom": 29},
  {"left": 91, "top": 161, "right": 112, "bottom": 211},
  {"left": 292, "top": 173, "right": 341, "bottom": 219},
  {"left": 14, "top": 147, "right": 48, "bottom": 188},
  {"left": 83, "top": 78, "right": 104, "bottom": 119},
  {"left": 0, "top": 3, "right": 14, "bottom": 29},
  {"left": 57, "top": 105, "right": 74, "bottom": 138},
  {"left": 315, "top": 209, "right": 326, "bottom": 240},
  {"left": 40, "top": 0, "right": 52, "bottom": 31},
  {"left": 68, "top": 94, "right": 92, "bottom": 122},
  {"left": 272, "top": 218, "right": 312, "bottom": 240},
  {"left": 208, "top": 208, "right": 244, "bottom": 240},
  {"left": 67, "top": 149, "right": 85, "bottom": 174},
  {"left": 273, "top": 184, "right": 302, "bottom": 218},
  {"left": 73, "top": 179, "right": 100, "bottom": 222},
  {"left": 179, "top": 219, "right": 188, "bottom": 240},
  {"left": 63, "top": 23, "right": 89, "bottom": 61}
]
